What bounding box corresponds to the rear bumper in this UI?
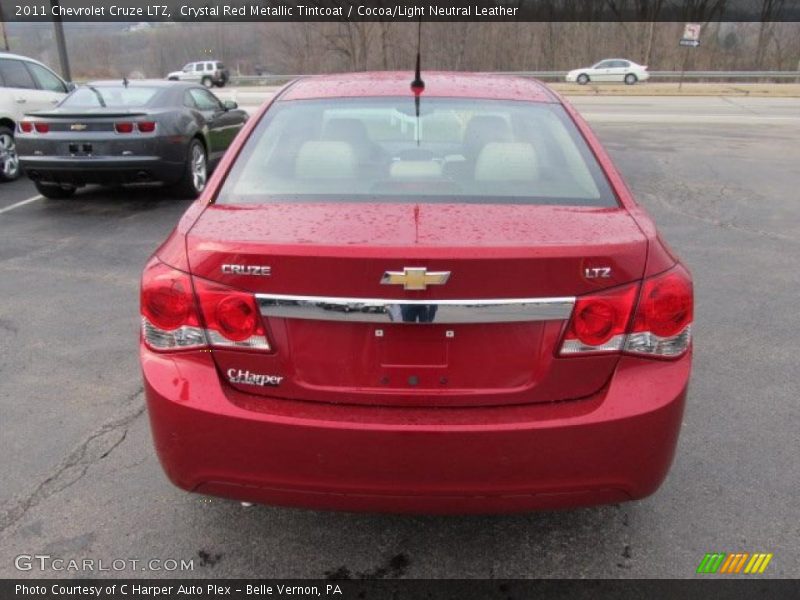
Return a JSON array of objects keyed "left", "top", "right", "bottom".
[
  {"left": 19, "top": 155, "right": 183, "bottom": 186},
  {"left": 142, "top": 345, "right": 689, "bottom": 514}
]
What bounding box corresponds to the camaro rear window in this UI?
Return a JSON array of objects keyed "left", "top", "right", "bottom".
[
  {"left": 217, "top": 97, "right": 617, "bottom": 207},
  {"left": 61, "top": 86, "right": 160, "bottom": 108}
]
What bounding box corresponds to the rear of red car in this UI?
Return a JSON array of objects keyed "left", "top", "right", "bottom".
[{"left": 140, "top": 73, "right": 692, "bottom": 513}]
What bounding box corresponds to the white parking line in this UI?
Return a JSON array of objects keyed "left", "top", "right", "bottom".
[{"left": 0, "top": 194, "right": 44, "bottom": 215}]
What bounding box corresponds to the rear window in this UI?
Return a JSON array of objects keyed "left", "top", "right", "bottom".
[
  {"left": 61, "top": 86, "right": 160, "bottom": 108},
  {"left": 217, "top": 97, "right": 617, "bottom": 207}
]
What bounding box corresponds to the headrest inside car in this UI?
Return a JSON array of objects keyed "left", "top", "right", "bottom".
[
  {"left": 390, "top": 161, "right": 443, "bottom": 179},
  {"left": 474, "top": 143, "right": 539, "bottom": 182},
  {"left": 294, "top": 142, "right": 357, "bottom": 179}
]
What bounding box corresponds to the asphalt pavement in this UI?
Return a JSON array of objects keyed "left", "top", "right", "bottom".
[{"left": 0, "top": 95, "right": 798, "bottom": 579}]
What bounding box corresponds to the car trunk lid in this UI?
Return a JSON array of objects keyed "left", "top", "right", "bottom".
[{"left": 186, "top": 202, "right": 648, "bottom": 407}]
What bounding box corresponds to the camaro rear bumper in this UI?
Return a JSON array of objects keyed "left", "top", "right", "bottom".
[
  {"left": 19, "top": 155, "right": 184, "bottom": 186},
  {"left": 142, "top": 345, "right": 689, "bottom": 514}
]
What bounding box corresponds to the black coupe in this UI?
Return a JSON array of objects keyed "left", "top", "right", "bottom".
[{"left": 15, "top": 80, "right": 248, "bottom": 199}]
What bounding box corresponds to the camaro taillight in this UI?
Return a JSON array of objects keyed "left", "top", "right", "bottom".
[
  {"left": 19, "top": 121, "right": 33, "bottom": 133},
  {"left": 140, "top": 258, "right": 270, "bottom": 352},
  {"left": 137, "top": 121, "right": 156, "bottom": 133},
  {"left": 34, "top": 122, "right": 49, "bottom": 133},
  {"left": 559, "top": 264, "right": 692, "bottom": 358},
  {"left": 115, "top": 122, "right": 134, "bottom": 134}
]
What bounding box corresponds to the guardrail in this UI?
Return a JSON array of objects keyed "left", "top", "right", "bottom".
[{"left": 228, "top": 71, "right": 800, "bottom": 86}]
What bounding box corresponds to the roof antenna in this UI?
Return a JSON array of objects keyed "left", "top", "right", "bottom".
[{"left": 411, "top": 17, "right": 424, "bottom": 146}]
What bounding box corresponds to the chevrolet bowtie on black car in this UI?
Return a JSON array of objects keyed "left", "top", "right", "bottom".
[{"left": 16, "top": 80, "right": 248, "bottom": 199}]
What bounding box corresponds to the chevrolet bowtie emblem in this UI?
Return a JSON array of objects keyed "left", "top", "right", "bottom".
[
  {"left": 70, "top": 123, "right": 87, "bottom": 131},
  {"left": 381, "top": 267, "right": 451, "bottom": 291}
]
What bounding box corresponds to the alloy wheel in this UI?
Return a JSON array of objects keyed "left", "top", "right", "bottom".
[{"left": 0, "top": 133, "right": 20, "bottom": 180}]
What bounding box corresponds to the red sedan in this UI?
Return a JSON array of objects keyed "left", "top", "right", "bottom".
[{"left": 140, "top": 72, "right": 692, "bottom": 514}]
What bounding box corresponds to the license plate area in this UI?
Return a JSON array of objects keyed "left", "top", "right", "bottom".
[
  {"left": 378, "top": 326, "right": 448, "bottom": 368},
  {"left": 62, "top": 142, "right": 104, "bottom": 156}
]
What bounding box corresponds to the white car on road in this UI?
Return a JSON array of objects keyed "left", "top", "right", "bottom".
[
  {"left": 0, "top": 52, "right": 72, "bottom": 181},
  {"left": 566, "top": 59, "right": 650, "bottom": 85}
]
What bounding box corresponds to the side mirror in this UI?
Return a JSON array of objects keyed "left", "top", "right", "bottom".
[
  {"left": 222, "top": 100, "right": 238, "bottom": 111},
  {"left": 66, "top": 81, "right": 77, "bottom": 92}
]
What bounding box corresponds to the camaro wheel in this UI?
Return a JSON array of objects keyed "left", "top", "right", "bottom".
[
  {"left": 0, "top": 126, "right": 20, "bottom": 182},
  {"left": 34, "top": 182, "right": 76, "bottom": 199},
  {"left": 624, "top": 73, "right": 638, "bottom": 85},
  {"left": 172, "top": 139, "right": 207, "bottom": 198},
  {"left": 576, "top": 74, "right": 590, "bottom": 85},
  {"left": 201, "top": 76, "right": 213, "bottom": 88}
]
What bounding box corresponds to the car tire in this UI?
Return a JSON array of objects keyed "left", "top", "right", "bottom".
[
  {"left": 34, "top": 182, "right": 76, "bottom": 199},
  {"left": 201, "top": 76, "right": 213, "bottom": 88},
  {"left": 624, "top": 73, "right": 638, "bottom": 85},
  {"left": 576, "top": 74, "right": 590, "bottom": 85},
  {"left": 171, "top": 139, "right": 207, "bottom": 199},
  {"left": 0, "top": 126, "right": 21, "bottom": 182},
  {"left": 168, "top": 77, "right": 178, "bottom": 81}
]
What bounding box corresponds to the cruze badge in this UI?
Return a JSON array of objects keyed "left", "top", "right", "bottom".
[
  {"left": 227, "top": 369, "right": 283, "bottom": 387},
  {"left": 70, "top": 123, "right": 88, "bottom": 131},
  {"left": 381, "top": 267, "right": 451, "bottom": 291},
  {"left": 222, "top": 264, "right": 271, "bottom": 276}
]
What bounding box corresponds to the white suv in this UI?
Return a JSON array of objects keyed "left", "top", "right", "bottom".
[
  {"left": 0, "top": 52, "right": 71, "bottom": 181},
  {"left": 166, "top": 61, "right": 230, "bottom": 88}
]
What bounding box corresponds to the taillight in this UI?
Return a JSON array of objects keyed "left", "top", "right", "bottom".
[
  {"left": 625, "top": 265, "right": 693, "bottom": 357},
  {"left": 137, "top": 121, "right": 156, "bottom": 133},
  {"left": 560, "top": 283, "right": 638, "bottom": 355},
  {"left": 34, "top": 122, "right": 49, "bottom": 133},
  {"left": 140, "top": 258, "right": 205, "bottom": 350},
  {"left": 115, "top": 122, "right": 134, "bottom": 134},
  {"left": 558, "top": 264, "right": 693, "bottom": 358},
  {"left": 193, "top": 278, "right": 271, "bottom": 350},
  {"left": 19, "top": 121, "right": 33, "bottom": 133}
]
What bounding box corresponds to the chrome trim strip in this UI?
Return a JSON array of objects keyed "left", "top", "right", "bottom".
[{"left": 256, "top": 293, "right": 575, "bottom": 324}]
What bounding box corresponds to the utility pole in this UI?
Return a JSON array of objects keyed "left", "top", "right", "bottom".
[
  {"left": 0, "top": 2, "right": 11, "bottom": 51},
  {"left": 51, "top": 0, "right": 72, "bottom": 80}
]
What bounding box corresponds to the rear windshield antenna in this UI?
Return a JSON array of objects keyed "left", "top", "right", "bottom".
[
  {"left": 411, "top": 17, "right": 425, "bottom": 95},
  {"left": 411, "top": 17, "right": 424, "bottom": 146}
]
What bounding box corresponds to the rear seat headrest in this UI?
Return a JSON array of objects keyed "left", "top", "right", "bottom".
[
  {"left": 295, "top": 141, "right": 357, "bottom": 179},
  {"left": 474, "top": 143, "right": 538, "bottom": 182},
  {"left": 463, "top": 116, "right": 513, "bottom": 159}
]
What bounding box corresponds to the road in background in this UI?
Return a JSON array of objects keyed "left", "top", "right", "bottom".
[
  {"left": 214, "top": 86, "right": 800, "bottom": 124},
  {"left": 0, "top": 96, "right": 798, "bottom": 578}
]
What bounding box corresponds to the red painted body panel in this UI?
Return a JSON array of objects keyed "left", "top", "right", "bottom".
[
  {"left": 142, "top": 344, "right": 688, "bottom": 514},
  {"left": 142, "top": 72, "right": 692, "bottom": 512},
  {"left": 186, "top": 203, "right": 648, "bottom": 407},
  {"left": 281, "top": 71, "right": 558, "bottom": 103}
]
